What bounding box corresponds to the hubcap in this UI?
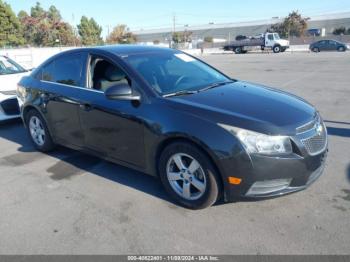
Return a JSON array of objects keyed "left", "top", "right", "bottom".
[
  {"left": 29, "top": 116, "right": 46, "bottom": 146},
  {"left": 166, "top": 153, "right": 206, "bottom": 201}
]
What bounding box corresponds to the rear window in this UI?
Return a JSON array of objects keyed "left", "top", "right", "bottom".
[{"left": 37, "top": 53, "right": 84, "bottom": 87}]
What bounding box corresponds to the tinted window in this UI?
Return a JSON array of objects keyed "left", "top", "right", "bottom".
[
  {"left": 39, "top": 53, "right": 84, "bottom": 87},
  {"left": 268, "top": 34, "right": 274, "bottom": 40}
]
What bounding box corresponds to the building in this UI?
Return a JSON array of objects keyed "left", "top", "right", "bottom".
[{"left": 133, "top": 11, "right": 350, "bottom": 45}]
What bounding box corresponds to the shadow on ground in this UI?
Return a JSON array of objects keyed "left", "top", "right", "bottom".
[{"left": 0, "top": 119, "right": 173, "bottom": 205}]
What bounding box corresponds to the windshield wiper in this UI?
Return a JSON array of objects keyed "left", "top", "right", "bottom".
[
  {"left": 198, "top": 81, "right": 234, "bottom": 93},
  {"left": 163, "top": 90, "right": 198, "bottom": 98}
]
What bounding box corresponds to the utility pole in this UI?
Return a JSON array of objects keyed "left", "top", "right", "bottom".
[{"left": 173, "top": 13, "right": 176, "bottom": 33}]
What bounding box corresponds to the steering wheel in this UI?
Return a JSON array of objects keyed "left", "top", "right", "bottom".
[{"left": 174, "top": 75, "right": 190, "bottom": 88}]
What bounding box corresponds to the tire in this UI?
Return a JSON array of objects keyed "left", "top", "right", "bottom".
[
  {"left": 312, "top": 47, "right": 320, "bottom": 53},
  {"left": 337, "top": 46, "right": 345, "bottom": 52},
  {"left": 234, "top": 47, "right": 242, "bottom": 54},
  {"left": 273, "top": 45, "right": 281, "bottom": 53},
  {"left": 25, "top": 109, "right": 56, "bottom": 152},
  {"left": 158, "top": 142, "right": 220, "bottom": 209}
]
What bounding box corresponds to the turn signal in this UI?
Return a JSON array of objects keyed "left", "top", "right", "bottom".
[{"left": 228, "top": 177, "right": 242, "bottom": 185}]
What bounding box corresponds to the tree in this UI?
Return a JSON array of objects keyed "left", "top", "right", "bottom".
[
  {"left": 333, "top": 27, "right": 346, "bottom": 35},
  {"left": 269, "top": 11, "right": 309, "bottom": 38},
  {"left": 0, "top": 0, "right": 25, "bottom": 47},
  {"left": 77, "top": 16, "right": 103, "bottom": 46},
  {"left": 204, "top": 36, "right": 213, "bottom": 43},
  {"left": 19, "top": 3, "right": 77, "bottom": 47},
  {"left": 172, "top": 31, "right": 192, "bottom": 43},
  {"left": 106, "top": 24, "right": 137, "bottom": 44},
  {"left": 30, "top": 2, "right": 45, "bottom": 18},
  {"left": 48, "top": 5, "right": 61, "bottom": 23}
]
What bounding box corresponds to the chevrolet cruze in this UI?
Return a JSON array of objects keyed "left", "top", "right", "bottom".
[{"left": 17, "top": 46, "right": 328, "bottom": 209}]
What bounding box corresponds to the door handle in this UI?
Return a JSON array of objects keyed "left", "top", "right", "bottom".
[{"left": 80, "top": 103, "right": 92, "bottom": 111}]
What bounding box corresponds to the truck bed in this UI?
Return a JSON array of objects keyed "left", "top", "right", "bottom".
[{"left": 226, "top": 38, "right": 264, "bottom": 47}]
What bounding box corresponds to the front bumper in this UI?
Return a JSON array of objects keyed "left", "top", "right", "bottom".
[
  {"left": 223, "top": 149, "right": 328, "bottom": 201},
  {"left": 0, "top": 93, "right": 20, "bottom": 121},
  {"left": 223, "top": 149, "right": 327, "bottom": 201}
]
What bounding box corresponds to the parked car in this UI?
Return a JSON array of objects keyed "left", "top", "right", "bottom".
[
  {"left": 310, "top": 40, "right": 349, "bottom": 52},
  {"left": 18, "top": 46, "right": 328, "bottom": 209},
  {"left": 0, "top": 55, "right": 30, "bottom": 121},
  {"left": 307, "top": 28, "right": 321, "bottom": 37}
]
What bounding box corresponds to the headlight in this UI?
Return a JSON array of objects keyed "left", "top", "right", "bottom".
[{"left": 218, "top": 124, "right": 293, "bottom": 155}]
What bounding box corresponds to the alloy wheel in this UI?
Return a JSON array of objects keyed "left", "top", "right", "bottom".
[
  {"left": 29, "top": 116, "right": 46, "bottom": 146},
  {"left": 166, "top": 153, "right": 207, "bottom": 200}
]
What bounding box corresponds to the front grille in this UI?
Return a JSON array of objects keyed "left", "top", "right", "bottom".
[
  {"left": 0, "top": 90, "right": 17, "bottom": 96},
  {"left": 0, "top": 98, "right": 20, "bottom": 115},
  {"left": 296, "top": 114, "right": 327, "bottom": 156},
  {"left": 301, "top": 128, "right": 327, "bottom": 155}
]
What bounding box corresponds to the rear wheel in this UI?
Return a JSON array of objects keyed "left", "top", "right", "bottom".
[
  {"left": 25, "top": 109, "right": 55, "bottom": 152},
  {"left": 158, "top": 142, "right": 220, "bottom": 209},
  {"left": 234, "top": 47, "right": 242, "bottom": 54},
  {"left": 312, "top": 47, "right": 320, "bottom": 53},
  {"left": 273, "top": 45, "right": 281, "bottom": 53}
]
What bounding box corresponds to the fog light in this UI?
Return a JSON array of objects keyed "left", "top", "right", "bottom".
[{"left": 246, "top": 178, "right": 292, "bottom": 196}]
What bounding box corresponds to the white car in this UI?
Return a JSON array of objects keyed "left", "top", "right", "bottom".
[{"left": 0, "top": 55, "right": 30, "bottom": 121}]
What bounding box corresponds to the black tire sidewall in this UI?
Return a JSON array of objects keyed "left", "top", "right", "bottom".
[
  {"left": 273, "top": 45, "right": 281, "bottom": 53},
  {"left": 25, "top": 110, "right": 55, "bottom": 152},
  {"left": 158, "top": 142, "right": 220, "bottom": 209},
  {"left": 234, "top": 47, "right": 242, "bottom": 54}
]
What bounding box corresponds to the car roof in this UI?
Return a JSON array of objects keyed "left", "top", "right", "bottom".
[{"left": 63, "top": 45, "right": 177, "bottom": 57}]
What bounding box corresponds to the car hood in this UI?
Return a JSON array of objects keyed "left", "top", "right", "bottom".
[
  {"left": 0, "top": 71, "right": 30, "bottom": 92},
  {"left": 169, "top": 81, "right": 316, "bottom": 135}
]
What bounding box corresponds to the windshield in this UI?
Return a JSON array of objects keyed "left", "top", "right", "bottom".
[
  {"left": 0, "top": 56, "right": 26, "bottom": 75},
  {"left": 273, "top": 33, "right": 280, "bottom": 40},
  {"left": 123, "top": 51, "right": 230, "bottom": 95}
]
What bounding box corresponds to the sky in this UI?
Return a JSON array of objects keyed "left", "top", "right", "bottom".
[{"left": 8, "top": 0, "right": 350, "bottom": 36}]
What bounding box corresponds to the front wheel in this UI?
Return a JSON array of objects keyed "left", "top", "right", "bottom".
[
  {"left": 273, "top": 45, "right": 281, "bottom": 53},
  {"left": 158, "top": 142, "right": 220, "bottom": 209},
  {"left": 337, "top": 46, "right": 345, "bottom": 52}
]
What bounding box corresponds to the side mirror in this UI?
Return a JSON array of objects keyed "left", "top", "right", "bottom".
[{"left": 104, "top": 83, "right": 140, "bottom": 101}]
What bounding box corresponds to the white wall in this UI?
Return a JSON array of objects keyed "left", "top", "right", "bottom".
[
  {"left": 1, "top": 44, "right": 310, "bottom": 70},
  {"left": 0, "top": 47, "right": 76, "bottom": 69}
]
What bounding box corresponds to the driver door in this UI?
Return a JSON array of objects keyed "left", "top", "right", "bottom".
[{"left": 78, "top": 53, "right": 145, "bottom": 168}]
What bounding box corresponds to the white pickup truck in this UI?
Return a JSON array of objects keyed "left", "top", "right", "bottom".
[{"left": 223, "top": 32, "right": 290, "bottom": 54}]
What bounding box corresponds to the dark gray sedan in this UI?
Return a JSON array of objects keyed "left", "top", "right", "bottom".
[{"left": 310, "top": 40, "right": 349, "bottom": 52}]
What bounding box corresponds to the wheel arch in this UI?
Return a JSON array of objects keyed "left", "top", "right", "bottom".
[
  {"left": 155, "top": 136, "right": 225, "bottom": 195},
  {"left": 22, "top": 105, "right": 55, "bottom": 142}
]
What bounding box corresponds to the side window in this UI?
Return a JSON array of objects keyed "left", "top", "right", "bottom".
[
  {"left": 89, "top": 56, "right": 129, "bottom": 92},
  {"left": 38, "top": 53, "right": 84, "bottom": 87},
  {"left": 268, "top": 34, "right": 274, "bottom": 41}
]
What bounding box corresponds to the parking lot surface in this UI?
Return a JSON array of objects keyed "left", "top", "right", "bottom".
[{"left": 0, "top": 52, "right": 349, "bottom": 255}]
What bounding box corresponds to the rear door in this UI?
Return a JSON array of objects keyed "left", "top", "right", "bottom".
[{"left": 37, "top": 52, "right": 88, "bottom": 147}]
